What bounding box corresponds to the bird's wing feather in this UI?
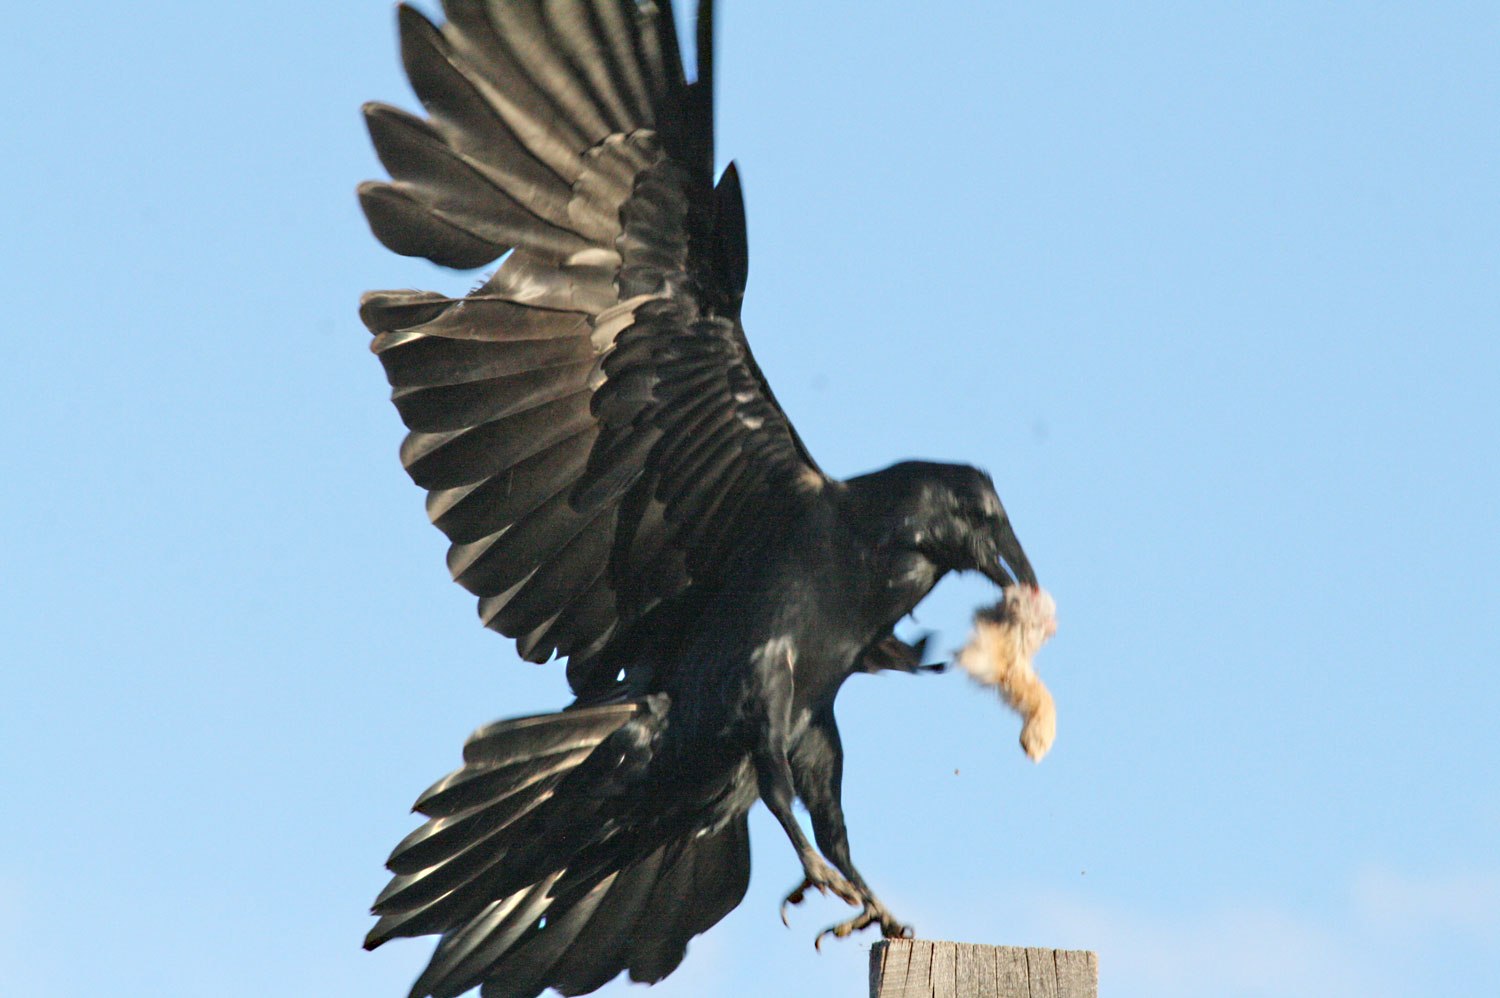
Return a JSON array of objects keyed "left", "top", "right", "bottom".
[{"left": 359, "top": 1, "right": 823, "bottom": 692}]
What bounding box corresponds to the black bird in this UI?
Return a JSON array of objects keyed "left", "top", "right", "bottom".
[{"left": 357, "top": 2, "right": 1041, "bottom": 996}]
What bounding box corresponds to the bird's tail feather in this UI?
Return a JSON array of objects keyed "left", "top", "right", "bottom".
[
  {"left": 448, "top": 816, "right": 750, "bottom": 998},
  {"left": 368, "top": 698, "right": 751, "bottom": 998}
]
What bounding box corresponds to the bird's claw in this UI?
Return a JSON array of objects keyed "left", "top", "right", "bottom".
[
  {"left": 780, "top": 876, "right": 812, "bottom": 927},
  {"left": 780, "top": 859, "right": 861, "bottom": 928},
  {"left": 813, "top": 902, "right": 912, "bottom": 951}
]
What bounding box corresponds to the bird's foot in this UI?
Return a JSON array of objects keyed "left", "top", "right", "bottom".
[
  {"left": 813, "top": 899, "right": 912, "bottom": 950},
  {"left": 779, "top": 857, "right": 860, "bottom": 927}
]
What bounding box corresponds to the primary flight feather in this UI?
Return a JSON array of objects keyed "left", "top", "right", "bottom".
[{"left": 358, "top": 3, "right": 1051, "bottom": 996}]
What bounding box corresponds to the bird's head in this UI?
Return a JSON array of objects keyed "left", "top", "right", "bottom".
[{"left": 848, "top": 461, "right": 1037, "bottom": 589}]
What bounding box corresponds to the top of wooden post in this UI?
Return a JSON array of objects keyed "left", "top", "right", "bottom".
[{"left": 870, "top": 940, "right": 1098, "bottom": 998}]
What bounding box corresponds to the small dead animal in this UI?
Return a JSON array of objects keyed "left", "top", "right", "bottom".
[{"left": 957, "top": 585, "right": 1059, "bottom": 761}]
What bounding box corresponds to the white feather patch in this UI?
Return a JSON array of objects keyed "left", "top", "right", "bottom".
[{"left": 956, "top": 586, "right": 1059, "bottom": 762}]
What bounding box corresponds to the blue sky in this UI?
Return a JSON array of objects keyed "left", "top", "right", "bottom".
[{"left": 4, "top": 2, "right": 1497, "bottom": 996}]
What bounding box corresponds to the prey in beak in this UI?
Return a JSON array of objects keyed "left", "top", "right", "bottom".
[{"left": 957, "top": 583, "right": 1059, "bottom": 761}]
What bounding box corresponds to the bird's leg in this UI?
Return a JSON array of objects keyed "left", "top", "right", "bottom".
[
  {"left": 750, "top": 641, "right": 862, "bottom": 919},
  {"left": 759, "top": 754, "right": 860, "bottom": 917},
  {"left": 788, "top": 707, "right": 912, "bottom": 946}
]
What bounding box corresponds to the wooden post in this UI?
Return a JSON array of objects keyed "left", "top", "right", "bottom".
[{"left": 870, "top": 940, "right": 1097, "bottom": 998}]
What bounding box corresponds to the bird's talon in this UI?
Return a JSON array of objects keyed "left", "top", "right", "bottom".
[
  {"left": 814, "top": 917, "right": 857, "bottom": 951},
  {"left": 883, "top": 917, "right": 914, "bottom": 939},
  {"left": 813, "top": 901, "right": 909, "bottom": 948},
  {"left": 780, "top": 876, "right": 815, "bottom": 927}
]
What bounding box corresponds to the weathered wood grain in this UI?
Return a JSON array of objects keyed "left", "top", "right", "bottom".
[
  {"left": 870, "top": 940, "right": 1098, "bottom": 997},
  {"left": 955, "top": 942, "right": 998, "bottom": 995}
]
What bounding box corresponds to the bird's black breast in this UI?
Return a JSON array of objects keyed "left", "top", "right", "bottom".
[{"left": 756, "top": 508, "right": 943, "bottom": 709}]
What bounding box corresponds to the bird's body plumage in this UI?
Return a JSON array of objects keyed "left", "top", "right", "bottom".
[{"left": 358, "top": 3, "right": 1041, "bottom": 996}]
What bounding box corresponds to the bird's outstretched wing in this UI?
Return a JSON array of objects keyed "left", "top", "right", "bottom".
[{"left": 358, "top": 0, "right": 823, "bottom": 695}]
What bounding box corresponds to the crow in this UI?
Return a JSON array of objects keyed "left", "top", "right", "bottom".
[{"left": 357, "top": 3, "right": 1042, "bottom": 996}]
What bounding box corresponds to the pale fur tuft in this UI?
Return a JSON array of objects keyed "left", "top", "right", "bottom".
[{"left": 956, "top": 585, "right": 1059, "bottom": 762}]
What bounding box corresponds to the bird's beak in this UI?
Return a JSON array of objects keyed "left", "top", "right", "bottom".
[{"left": 983, "top": 520, "right": 1037, "bottom": 589}]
